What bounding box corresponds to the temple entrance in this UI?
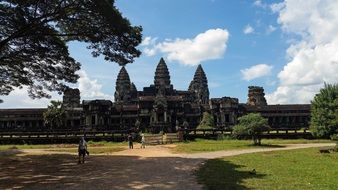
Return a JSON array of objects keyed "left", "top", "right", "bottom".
[{"left": 157, "top": 113, "right": 164, "bottom": 122}]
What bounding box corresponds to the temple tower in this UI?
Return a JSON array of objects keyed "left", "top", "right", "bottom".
[
  {"left": 115, "top": 66, "right": 131, "bottom": 102},
  {"left": 130, "top": 82, "right": 138, "bottom": 98},
  {"left": 154, "top": 58, "right": 171, "bottom": 89},
  {"left": 247, "top": 86, "right": 267, "bottom": 106},
  {"left": 62, "top": 88, "right": 81, "bottom": 108},
  {"left": 189, "top": 64, "right": 209, "bottom": 104}
]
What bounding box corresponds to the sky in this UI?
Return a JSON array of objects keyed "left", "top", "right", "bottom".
[{"left": 2, "top": 0, "right": 338, "bottom": 108}]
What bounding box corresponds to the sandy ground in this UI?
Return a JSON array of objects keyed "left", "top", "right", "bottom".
[{"left": 0, "top": 143, "right": 335, "bottom": 190}]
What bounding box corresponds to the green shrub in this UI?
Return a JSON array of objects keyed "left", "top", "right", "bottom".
[
  {"left": 197, "top": 112, "right": 215, "bottom": 130},
  {"left": 310, "top": 83, "right": 338, "bottom": 138},
  {"left": 331, "top": 134, "right": 338, "bottom": 151},
  {"left": 233, "top": 113, "right": 269, "bottom": 145}
]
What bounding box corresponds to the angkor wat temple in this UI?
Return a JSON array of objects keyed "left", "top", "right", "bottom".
[{"left": 0, "top": 58, "right": 311, "bottom": 132}]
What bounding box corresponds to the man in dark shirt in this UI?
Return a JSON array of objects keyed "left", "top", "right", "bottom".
[
  {"left": 78, "top": 137, "right": 88, "bottom": 163},
  {"left": 128, "top": 133, "right": 133, "bottom": 149}
]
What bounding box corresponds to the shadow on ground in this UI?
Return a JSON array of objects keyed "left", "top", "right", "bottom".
[
  {"left": 0, "top": 149, "right": 23, "bottom": 156},
  {"left": 0, "top": 153, "right": 204, "bottom": 190},
  {"left": 196, "top": 159, "right": 267, "bottom": 190}
]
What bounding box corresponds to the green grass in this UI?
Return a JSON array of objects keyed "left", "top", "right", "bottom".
[
  {"left": 0, "top": 141, "right": 128, "bottom": 154},
  {"left": 0, "top": 144, "right": 58, "bottom": 151},
  {"left": 173, "top": 139, "right": 332, "bottom": 153},
  {"left": 49, "top": 146, "right": 126, "bottom": 154},
  {"left": 173, "top": 139, "right": 253, "bottom": 153},
  {"left": 50, "top": 141, "right": 127, "bottom": 154},
  {"left": 197, "top": 148, "right": 338, "bottom": 190}
]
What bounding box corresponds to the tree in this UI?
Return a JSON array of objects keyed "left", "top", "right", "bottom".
[
  {"left": 233, "top": 113, "right": 269, "bottom": 145},
  {"left": 43, "top": 100, "right": 65, "bottom": 128},
  {"left": 0, "top": 0, "right": 142, "bottom": 101},
  {"left": 197, "top": 112, "right": 215, "bottom": 130},
  {"left": 310, "top": 83, "right": 338, "bottom": 138}
]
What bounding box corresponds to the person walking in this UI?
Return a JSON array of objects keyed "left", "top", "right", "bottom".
[
  {"left": 162, "top": 132, "right": 167, "bottom": 144},
  {"left": 78, "top": 137, "right": 88, "bottom": 164},
  {"left": 140, "top": 133, "right": 146, "bottom": 149},
  {"left": 128, "top": 133, "right": 133, "bottom": 149}
]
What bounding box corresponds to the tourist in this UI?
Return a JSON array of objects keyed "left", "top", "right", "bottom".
[
  {"left": 78, "top": 137, "right": 88, "bottom": 164},
  {"left": 128, "top": 133, "right": 133, "bottom": 149},
  {"left": 162, "top": 132, "right": 167, "bottom": 144},
  {"left": 141, "top": 133, "right": 146, "bottom": 149}
]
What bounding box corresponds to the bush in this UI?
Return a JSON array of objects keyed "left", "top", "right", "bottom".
[
  {"left": 216, "top": 134, "right": 234, "bottom": 140},
  {"left": 197, "top": 112, "right": 215, "bottom": 130},
  {"left": 233, "top": 113, "right": 269, "bottom": 145},
  {"left": 310, "top": 83, "right": 338, "bottom": 138},
  {"left": 331, "top": 134, "right": 338, "bottom": 151},
  {"left": 216, "top": 134, "right": 225, "bottom": 140}
]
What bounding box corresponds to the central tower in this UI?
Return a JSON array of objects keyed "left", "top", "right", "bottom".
[{"left": 154, "top": 58, "right": 171, "bottom": 88}]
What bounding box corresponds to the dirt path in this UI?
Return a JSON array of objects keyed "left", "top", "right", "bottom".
[{"left": 0, "top": 143, "right": 334, "bottom": 190}]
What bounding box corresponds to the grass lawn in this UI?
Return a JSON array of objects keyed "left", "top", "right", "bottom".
[
  {"left": 173, "top": 138, "right": 332, "bottom": 153},
  {"left": 197, "top": 148, "right": 338, "bottom": 190},
  {"left": 0, "top": 141, "right": 128, "bottom": 154}
]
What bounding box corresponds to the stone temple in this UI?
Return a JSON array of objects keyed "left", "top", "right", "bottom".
[{"left": 0, "top": 58, "right": 311, "bottom": 132}]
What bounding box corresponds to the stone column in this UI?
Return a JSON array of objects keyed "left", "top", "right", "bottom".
[
  {"left": 164, "top": 111, "right": 167, "bottom": 122},
  {"left": 154, "top": 112, "right": 157, "bottom": 122}
]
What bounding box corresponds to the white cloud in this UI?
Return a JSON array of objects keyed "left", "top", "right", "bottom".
[
  {"left": 254, "top": 0, "right": 268, "bottom": 9},
  {"left": 77, "top": 70, "right": 113, "bottom": 100},
  {"left": 266, "top": 0, "right": 338, "bottom": 104},
  {"left": 140, "top": 37, "right": 152, "bottom": 46},
  {"left": 0, "top": 70, "right": 113, "bottom": 108},
  {"left": 140, "top": 36, "right": 158, "bottom": 46},
  {"left": 243, "top": 25, "right": 254, "bottom": 34},
  {"left": 143, "top": 47, "right": 157, "bottom": 56},
  {"left": 142, "top": 28, "right": 230, "bottom": 66},
  {"left": 0, "top": 87, "right": 61, "bottom": 108},
  {"left": 266, "top": 25, "right": 277, "bottom": 34},
  {"left": 241, "top": 64, "right": 273, "bottom": 81},
  {"left": 270, "top": 2, "right": 285, "bottom": 13}
]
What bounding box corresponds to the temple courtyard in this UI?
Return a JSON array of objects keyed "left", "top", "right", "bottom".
[{"left": 0, "top": 141, "right": 336, "bottom": 190}]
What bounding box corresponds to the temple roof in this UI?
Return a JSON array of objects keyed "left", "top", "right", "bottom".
[{"left": 154, "top": 58, "right": 171, "bottom": 87}]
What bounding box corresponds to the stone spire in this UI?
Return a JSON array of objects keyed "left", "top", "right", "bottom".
[
  {"left": 247, "top": 86, "right": 267, "bottom": 106},
  {"left": 130, "top": 82, "right": 137, "bottom": 92},
  {"left": 154, "top": 58, "right": 171, "bottom": 88},
  {"left": 189, "top": 64, "right": 209, "bottom": 104},
  {"left": 115, "top": 66, "right": 131, "bottom": 102}
]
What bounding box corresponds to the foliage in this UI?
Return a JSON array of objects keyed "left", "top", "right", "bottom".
[
  {"left": 0, "top": 0, "right": 142, "bottom": 101},
  {"left": 310, "top": 83, "right": 338, "bottom": 138},
  {"left": 197, "top": 148, "right": 338, "bottom": 190},
  {"left": 331, "top": 133, "right": 338, "bottom": 151},
  {"left": 232, "top": 113, "right": 269, "bottom": 145},
  {"left": 331, "top": 133, "right": 338, "bottom": 141},
  {"left": 197, "top": 112, "right": 215, "bottom": 130},
  {"left": 43, "top": 100, "right": 65, "bottom": 128}
]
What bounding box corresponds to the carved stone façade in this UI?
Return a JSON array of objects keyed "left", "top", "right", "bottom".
[{"left": 0, "top": 58, "right": 310, "bottom": 132}]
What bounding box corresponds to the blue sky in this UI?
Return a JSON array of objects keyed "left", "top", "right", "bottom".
[{"left": 2, "top": 0, "right": 338, "bottom": 108}]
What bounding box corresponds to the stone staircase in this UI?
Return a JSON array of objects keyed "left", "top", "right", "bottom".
[{"left": 144, "top": 133, "right": 180, "bottom": 145}]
